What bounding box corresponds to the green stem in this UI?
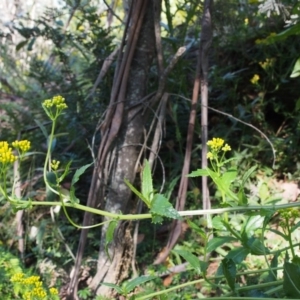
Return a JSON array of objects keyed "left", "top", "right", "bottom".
[
  {"left": 286, "top": 221, "right": 296, "bottom": 258},
  {"left": 7, "top": 198, "right": 300, "bottom": 221}
]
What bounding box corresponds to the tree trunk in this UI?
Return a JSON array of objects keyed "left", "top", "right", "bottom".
[{"left": 89, "top": 0, "right": 156, "bottom": 296}]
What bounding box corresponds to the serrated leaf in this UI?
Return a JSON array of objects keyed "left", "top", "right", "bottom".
[
  {"left": 207, "top": 236, "right": 237, "bottom": 253},
  {"left": 142, "top": 160, "right": 153, "bottom": 202},
  {"left": 124, "top": 276, "right": 156, "bottom": 293},
  {"left": 150, "top": 194, "right": 182, "bottom": 221},
  {"left": 187, "top": 168, "right": 209, "bottom": 177},
  {"left": 174, "top": 249, "right": 201, "bottom": 274},
  {"left": 222, "top": 258, "right": 236, "bottom": 291},
  {"left": 206, "top": 168, "right": 239, "bottom": 202},
  {"left": 105, "top": 220, "right": 118, "bottom": 262},
  {"left": 283, "top": 261, "right": 300, "bottom": 297},
  {"left": 71, "top": 162, "right": 93, "bottom": 186},
  {"left": 124, "top": 179, "right": 150, "bottom": 207}
]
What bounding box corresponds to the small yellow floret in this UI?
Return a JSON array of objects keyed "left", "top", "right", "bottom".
[
  {"left": 250, "top": 74, "right": 260, "bottom": 84},
  {"left": 222, "top": 144, "right": 231, "bottom": 152}
]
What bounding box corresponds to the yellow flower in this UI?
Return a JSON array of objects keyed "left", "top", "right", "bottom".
[
  {"left": 50, "top": 287, "right": 59, "bottom": 295},
  {"left": 250, "top": 74, "right": 260, "bottom": 84},
  {"left": 0, "top": 141, "right": 17, "bottom": 164},
  {"left": 43, "top": 95, "right": 68, "bottom": 110},
  {"left": 207, "top": 138, "right": 225, "bottom": 150},
  {"left": 51, "top": 160, "right": 60, "bottom": 171},
  {"left": 12, "top": 140, "right": 31, "bottom": 153},
  {"left": 222, "top": 144, "right": 231, "bottom": 152},
  {"left": 207, "top": 152, "right": 213, "bottom": 159},
  {"left": 10, "top": 272, "right": 24, "bottom": 282},
  {"left": 244, "top": 18, "right": 249, "bottom": 25},
  {"left": 259, "top": 58, "right": 274, "bottom": 69}
]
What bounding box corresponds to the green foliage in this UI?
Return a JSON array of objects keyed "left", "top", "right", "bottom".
[{"left": 125, "top": 160, "right": 182, "bottom": 224}]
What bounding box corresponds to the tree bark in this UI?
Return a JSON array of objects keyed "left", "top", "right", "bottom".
[{"left": 89, "top": 0, "right": 156, "bottom": 296}]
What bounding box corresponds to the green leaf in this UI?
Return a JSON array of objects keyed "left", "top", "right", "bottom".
[
  {"left": 187, "top": 168, "right": 209, "bottom": 177},
  {"left": 101, "top": 282, "right": 123, "bottom": 294},
  {"left": 245, "top": 237, "right": 270, "bottom": 255},
  {"left": 259, "top": 182, "right": 269, "bottom": 202},
  {"left": 34, "top": 119, "right": 49, "bottom": 138},
  {"left": 16, "top": 40, "right": 28, "bottom": 51},
  {"left": 207, "top": 236, "right": 237, "bottom": 253},
  {"left": 141, "top": 160, "right": 154, "bottom": 202},
  {"left": 71, "top": 162, "right": 93, "bottom": 186},
  {"left": 267, "top": 253, "right": 278, "bottom": 282},
  {"left": 58, "top": 160, "right": 73, "bottom": 184},
  {"left": 27, "top": 37, "right": 36, "bottom": 51},
  {"left": 268, "top": 228, "right": 288, "bottom": 240},
  {"left": 69, "top": 162, "right": 92, "bottom": 204},
  {"left": 221, "top": 168, "right": 237, "bottom": 186},
  {"left": 46, "top": 172, "right": 58, "bottom": 201},
  {"left": 212, "top": 216, "right": 227, "bottom": 231},
  {"left": 47, "top": 136, "right": 57, "bottom": 153},
  {"left": 237, "top": 189, "right": 248, "bottom": 205},
  {"left": 150, "top": 194, "right": 182, "bottom": 223},
  {"left": 242, "top": 215, "right": 264, "bottom": 236},
  {"left": 291, "top": 58, "right": 300, "bottom": 78},
  {"left": 292, "top": 255, "right": 300, "bottom": 266},
  {"left": 187, "top": 219, "right": 207, "bottom": 240},
  {"left": 173, "top": 249, "right": 201, "bottom": 274},
  {"left": 206, "top": 168, "right": 239, "bottom": 202},
  {"left": 124, "top": 276, "right": 156, "bottom": 294},
  {"left": 124, "top": 179, "right": 150, "bottom": 207},
  {"left": 226, "top": 247, "right": 249, "bottom": 264},
  {"left": 222, "top": 258, "right": 236, "bottom": 291},
  {"left": 283, "top": 261, "right": 300, "bottom": 298},
  {"left": 105, "top": 220, "right": 118, "bottom": 262},
  {"left": 240, "top": 165, "right": 257, "bottom": 188}
]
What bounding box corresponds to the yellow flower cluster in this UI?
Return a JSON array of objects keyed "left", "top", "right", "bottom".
[
  {"left": 0, "top": 141, "right": 17, "bottom": 164},
  {"left": 51, "top": 159, "right": 60, "bottom": 171},
  {"left": 12, "top": 140, "right": 31, "bottom": 153},
  {"left": 10, "top": 272, "right": 58, "bottom": 299},
  {"left": 207, "top": 138, "right": 225, "bottom": 150},
  {"left": 206, "top": 138, "right": 231, "bottom": 160},
  {"left": 50, "top": 287, "right": 59, "bottom": 295},
  {"left": 259, "top": 58, "right": 274, "bottom": 70},
  {"left": 250, "top": 74, "right": 260, "bottom": 84},
  {"left": 43, "top": 95, "right": 68, "bottom": 110}
]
